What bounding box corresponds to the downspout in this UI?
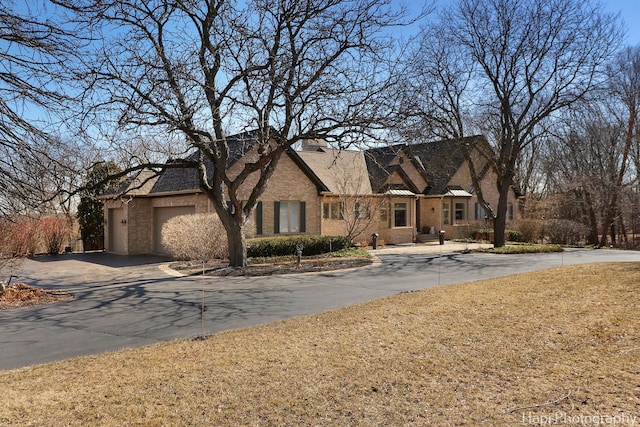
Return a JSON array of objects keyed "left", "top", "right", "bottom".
[
  {"left": 439, "top": 194, "right": 444, "bottom": 232},
  {"left": 414, "top": 195, "right": 418, "bottom": 242},
  {"left": 319, "top": 195, "right": 323, "bottom": 236}
]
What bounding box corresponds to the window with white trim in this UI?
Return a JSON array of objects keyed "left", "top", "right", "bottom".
[{"left": 355, "top": 202, "right": 371, "bottom": 219}]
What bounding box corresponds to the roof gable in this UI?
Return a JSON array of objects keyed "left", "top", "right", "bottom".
[
  {"left": 364, "top": 145, "right": 429, "bottom": 194},
  {"left": 364, "top": 145, "right": 405, "bottom": 193},
  {"left": 404, "top": 135, "right": 486, "bottom": 195},
  {"left": 296, "top": 148, "right": 372, "bottom": 194}
]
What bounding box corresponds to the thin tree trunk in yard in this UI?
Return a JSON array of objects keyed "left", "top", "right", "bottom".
[
  {"left": 619, "top": 212, "right": 628, "bottom": 244},
  {"left": 599, "top": 103, "right": 635, "bottom": 246}
]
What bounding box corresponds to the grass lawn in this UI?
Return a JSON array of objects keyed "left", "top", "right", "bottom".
[{"left": 2, "top": 263, "right": 639, "bottom": 426}]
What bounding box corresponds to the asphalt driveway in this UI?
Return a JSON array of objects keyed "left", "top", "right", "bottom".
[{"left": 2, "top": 246, "right": 639, "bottom": 371}]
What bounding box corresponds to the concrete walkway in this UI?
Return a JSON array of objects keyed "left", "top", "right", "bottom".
[{"left": 370, "top": 241, "right": 493, "bottom": 255}]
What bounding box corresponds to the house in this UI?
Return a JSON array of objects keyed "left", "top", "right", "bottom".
[
  {"left": 102, "top": 131, "right": 330, "bottom": 255},
  {"left": 101, "top": 132, "right": 520, "bottom": 255},
  {"left": 297, "top": 140, "right": 418, "bottom": 245},
  {"left": 365, "top": 135, "right": 522, "bottom": 240}
]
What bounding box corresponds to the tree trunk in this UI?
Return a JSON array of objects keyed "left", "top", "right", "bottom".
[
  {"left": 583, "top": 187, "right": 600, "bottom": 245},
  {"left": 619, "top": 212, "right": 628, "bottom": 244},
  {"left": 493, "top": 174, "right": 511, "bottom": 248},
  {"left": 226, "top": 220, "right": 247, "bottom": 268}
]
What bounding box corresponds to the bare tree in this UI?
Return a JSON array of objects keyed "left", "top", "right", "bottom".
[
  {"left": 0, "top": 1, "right": 83, "bottom": 218},
  {"left": 397, "top": 24, "right": 501, "bottom": 225},
  {"left": 328, "top": 155, "right": 387, "bottom": 244},
  {"left": 404, "top": 0, "right": 622, "bottom": 247},
  {"left": 398, "top": 25, "right": 471, "bottom": 142},
  {"left": 539, "top": 45, "right": 640, "bottom": 247},
  {"left": 546, "top": 105, "right": 627, "bottom": 244},
  {"left": 58, "top": 0, "right": 410, "bottom": 267},
  {"left": 598, "top": 45, "right": 640, "bottom": 245}
]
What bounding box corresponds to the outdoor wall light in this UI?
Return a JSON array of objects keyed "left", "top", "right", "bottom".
[{"left": 121, "top": 219, "right": 127, "bottom": 224}]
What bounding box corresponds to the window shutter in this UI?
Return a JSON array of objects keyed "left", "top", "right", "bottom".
[
  {"left": 300, "top": 201, "right": 306, "bottom": 232},
  {"left": 274, "top": 201, "right": 280, "bottom": 234},
  {"left": 256, "top": 201, "right": 263, "bottom": 235}
]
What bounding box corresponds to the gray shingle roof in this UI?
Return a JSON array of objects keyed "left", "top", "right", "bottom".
[
  {"left": 363, "top": 135, "right": 486, "bottom": 196},
  {"left": 363, "top": 145, "right": 405, "bottom": 193},
  {"left": 149, "top": 129, "right": 265, "bottom": 194},
  {"left": 403, "top": 139, "right": 468, "bottom": 195},
  {"left": 112, "top": 131, "right": 488, "bottom": 198}
]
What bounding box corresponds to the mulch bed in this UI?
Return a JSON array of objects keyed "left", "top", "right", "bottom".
[
  {"left": 0, "top": 283, "right": 73, "bottom": 310},
  {"left": 172, "top": 257, "right": 374, "bottom": 276}
]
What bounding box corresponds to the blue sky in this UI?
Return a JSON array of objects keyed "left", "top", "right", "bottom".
[
  {"left": 418, "top": 0, "right": 640, "bottom": 46},
  {"left": 602, "top": 0, "right": 640, "bottom": 45},
  {"left": 19, "top": 0, "right": 640, "bottom": 46}
]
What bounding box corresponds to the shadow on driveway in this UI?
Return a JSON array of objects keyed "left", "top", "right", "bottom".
[{"left": 29, "top": 252, "right": 171, "bottom": 268}]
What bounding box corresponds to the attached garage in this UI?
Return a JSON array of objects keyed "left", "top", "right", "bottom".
[{"left": 153, "top": 206, "right": 196, "bottom": 254}]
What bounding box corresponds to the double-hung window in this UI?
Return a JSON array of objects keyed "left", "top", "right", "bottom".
[
  {"left": 355, "top": 202, "right": 371, "bottom": 219},
  {"left": 275, "top": 201, "right": 306, "bottom": 233},
  {"left": 323, "top": 201, "right": 343, "bottom": 220},
  {"left": 454, "top": 202, "right": 466, "bottom": 222},
  {"left": 394, "top": 203, "right": 408, "bottom": 227},
  {"left": 442, "top": 202, "right": 450, "bottom": 225}
]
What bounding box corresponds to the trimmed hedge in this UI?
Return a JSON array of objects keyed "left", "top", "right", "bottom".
[
  {"left": 507, "top": 230, "right": 524, "bottom": 242},
  {"left": 470, "top": 228, "right": 524, "bottom": 243},
  {"left": 483, "top": 244, "right": 563, "bottom": 254},
  {"left": 246, "top": 235, "right": 350, "bottom": 258}
]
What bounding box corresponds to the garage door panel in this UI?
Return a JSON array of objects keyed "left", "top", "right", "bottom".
[{"left": 153, "top": 206, "right": 196, "bottom": 254}]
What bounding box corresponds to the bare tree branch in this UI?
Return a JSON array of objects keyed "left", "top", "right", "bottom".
[
  {"left": 57, "top": 0, "right": 411, "bottom": 266},
  {"left": 399, "top": 0, "right": 623, "bottom": 247}
]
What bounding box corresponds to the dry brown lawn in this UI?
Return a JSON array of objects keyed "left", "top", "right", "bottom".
[{"left": 1, "top": 262, "right": 639, "bottom": 426}]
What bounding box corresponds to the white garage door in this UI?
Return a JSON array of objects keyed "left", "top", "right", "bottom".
[
  {"left": 108, "top": 208, "right": 127, "bottom": 253},
  {"left": 153, "top": 206, "right": 196, "bottom": 254}
]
